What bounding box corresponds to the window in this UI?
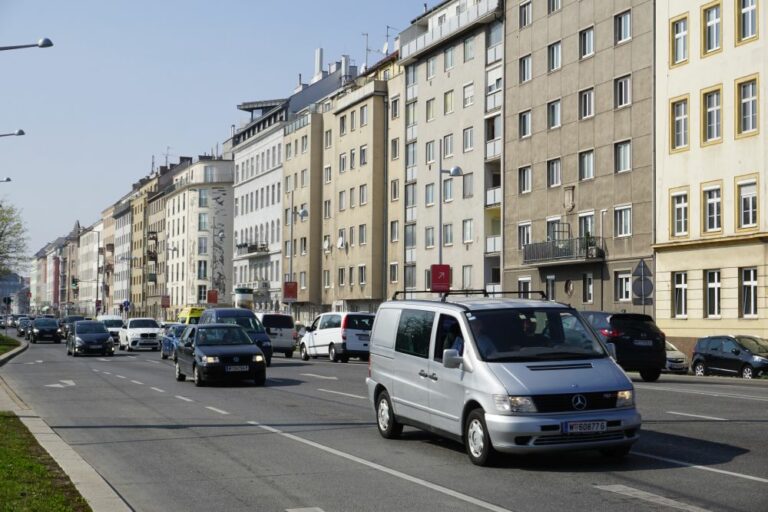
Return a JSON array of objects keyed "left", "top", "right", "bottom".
[
  {"left": 301, "top": 135, "right": 308, "bottom": 153},
  {"left": 444, "top": 90, "right": 454, "bottom": 114},
  {"left": 339, "top": 153, "right": 347, "bottom": 173},
  {"left": 198, "top": 213, "right": 208, "bottom": 231},
  {"left": 615, "top": 140, "right": 632, "bottom": 173},
  {"left": 338, "top": 190, "right": 346, "bottom": 211},
  {"left": 405, "top": 224, "right": 416, "bottom": 248},
  {"left": 671, "top": 97, "right": 689, "bottom": 150},
  {"left": 547, "top": 100, "right": 561, "bottom": 129},
  {"left": 406, "top": 142, "right": 417, "bottom": 168},
  {"left": 703, "top": 3, "right": 722, "bottom": 55},
  {"left": 405, "top": 101, "right": 416, "bottom": 126},
  {"left": 324, "top": 129, "right": 332, "bottom": 148},
  {"left": 519, "top": 54, "right": 532, "bottom": 83},
  {"left": 615, "top": 75, "right": 632, "bottom": 108},
  {"left": 463, "top": 36, "right": 474, "bottom": 62},
  {"left": 742, "top": 267, "right": 758, "bottom": 317},
  {"left": 404, "top": 265, "right": 416, "bottom": 288},
  {"left": 425, "top": 183, "right": 435, "bottom": 205},
  {"left": 462, "top": 265, "right": 472, "bottom": 289},
  {"left": 739, "top": 181, "right": 758, "bottom": 228},
  {"left": 616, "top": 273, "right": 631, "bottom": 302},
  {"left": 359, "top": 184, "right": 368, "bottom": 205},
  {"left": 443, "top": 223, "right": 453, "bottom": 245},
  {"left": 519, "top": 110, "right": 532, "bottom": 138},
  {"left": 578, "top": 213, "right": 594, "bottom": 238},
  {"left": 323, "top": 199, "right": 332, "bottom": 219},
  {"left": 704, "top": 187, "right": 722, "bottom": 231},
  {"left": 706, "top": 270, "right": 721, "bottom": 317},
  {"left": 443, "top": 178, "right": 454, "bottom": 201},
  {"left": 405, "top": 183, "right": 416, "bottom": 209},
  {"left": 425, "top": 226, "right": 435, "bottom": 247},
  {"left": 350, "top": 148, "right": 356, "bottom": 169},
  {"left": 672, "top": 192, "right": 689, "bottom": 236},
  {"left": 197, "top": 285, "right": 207, "bottom": 303},
  {"left": 198, "top": 189, "right": 208, "bottom": 208},
  {"left": 738, "top": 0, "right": 758, "bottom": 43},
  {"left": 547, "top": 158, "right": 561, "bottom": 187},
  {"left": 300, "top": 169, "right": 308, "bottom": 188},
  {"left": 358, "top": 265, "right": 367, "bottom": 285},
  {"left": 583, "top": 273, "right": 594, "bottom": 303},
  {"left": 673, "top": 272, "right": 688, "bottom": 318},
  {"left": 359, "top": 224, "right": 367, "bottom": 245},
  {"left": 323, "top": 166, "right": 331, "bottom": 183},
  {"left": 545, "top": 276, "right": 556, "bottom": 301},
  {"left": 390, "top": 220, "right": 399, "bottom": 242},
  {"left": 395, "top": 310, "right": 434, "bottom": 358},
  {"left": 426, "top": 56, "right": 436, "bottom": 79},
  {"left": 519, "top": 166, "right": 532, "bottom": 193},
  {"left": 519, "top": 1, "right": 532, "bottom": 28},
  {"left": 548, "top": 42, "right": 562, "bottom": 71},
  {"left": 462, "top": 219, "right": 473, "bottom": 243},
  {"left": 703, "top": 88, "right": 722, "bottom": 143},
  {"left": 391, "top": 96, "right": 400, "bottom": 118},
  {"left": 462, "top": 173, "right": 474, "bottom": 198},
  {"left": 197, "top": 260, "right": 208, "bottom": 279},
  {"left": 614, "top": 206, "right": 632, "bottom": 237},
  {"left": 463, "top": 83, "right": 474, "bottom": 107},
  {"left": 198, "top": 237, "right": 208, "bottom": 255},
  {"left": 391, "top": 138, "right": 400, "bottom": 160},
  {"left": 671, "top": 16, "right": 688, "bottom": 65},
  {"left": 391, "top": 179, "right": 399, "bottom": 201},
  {"left": 579, "top": 150, "right": 594, "bottom": 180},
  {"left": 323, "top": 270, "right": 331, "bottom": 289},
  {"left": 350, "top": 111, "right": 356, "bottom": 131},
  {"left": 360, "top": 145, "right": 368, "bottom": 166},
  {"left": 340, "top": 115, "right": 346, "bottom": 135},
  {"left": 579, "top": 88, "right": 594, "bottom": 119},
  {"left": 348, "top": 266, "right": 355, "bottom": 286},
  {"left": 443, "top": 134, "right": 454, "bottom": 157},
  {"left": 444, "top": 46, "right": 455, "bottom": 70},
  {"left": 737, "top": 77, "right": 758, "bottom": 135},
  {"left": 548, "top": 0, "right": 561, "bottom": 14},
  {"left": 389, "top": 263, "right": 399, "bottom": 283},
  {"left": 518, "top": 278, "right": 531, "bottom": 299},
  {"left": 463, "top": 127, "right": 474, "bottom": 152},
  {"left": 579, "top": 27, "right": 594, "bottom": 58},
  {"left": 615, "top": 10, "right": 631, "bottom": 43},
  {"left": 337, "top": 268, "right": 345, "bottom": 287},
  {"left": 360, "top": 105, "right": 368, "bottom": 126},
  {"left": 426, "top": 98, "right": 435, "bottom": 121}
]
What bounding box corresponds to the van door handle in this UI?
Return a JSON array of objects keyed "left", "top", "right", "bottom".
[
  {"left": 418, "top": 369, "right": 429, "bottom": 378},
  {"left": 428, "top": 373, "right": 438, "bottom": 381}
]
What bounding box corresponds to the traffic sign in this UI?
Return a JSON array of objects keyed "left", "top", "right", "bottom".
[
  {"left": 283, "top": 281, "right": 298, "bottom": 303},
  {"left": 632, "top": 278, "right": 654, "bottom": 298},
  {"left": 430, "top": 264, "right": 451, "bottom": 292},
  {"left": 632, "top": 259, "right": 653, "bottom": 278}
]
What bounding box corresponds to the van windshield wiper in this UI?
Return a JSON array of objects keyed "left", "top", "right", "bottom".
[{"left": 528, "top": 352, "right": 600, "bottom": 360}]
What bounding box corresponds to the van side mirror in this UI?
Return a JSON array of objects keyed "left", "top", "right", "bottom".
[
  {"left": 443, "top": 349, "right": 462, "bottom": 369},
  {"left": 732, "top": 348, "right": 741, "bottom": 355},
  {"left": 606, "top": 342, "right": 617, "bottom": 360},
  {"left": 183, "top": 340, "right": 193, "bottom": 348}
]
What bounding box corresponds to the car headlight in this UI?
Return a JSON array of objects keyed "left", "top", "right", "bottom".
[
  {"left": 753, "top": 355, "right": 768, "bottom": 363},
  {"left": 252, "top": 354, "right": 264, "bottom": 363},
  {"left": 616, "top": 390, "right": 634, "bottom": 408},
  {"left": 75, "top": 337, "right": 85, "bottom": 346},
  {"left": 494, "top": 395, "right": 538, "bottom": 414},
  {"left": 33, "top": 328, "right": 40, "bottom": 333},
  {"left": 202, "top": 356, "right": 219, "bottom": 364}
]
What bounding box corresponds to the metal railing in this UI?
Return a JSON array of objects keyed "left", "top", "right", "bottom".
[
  {"left": 485, "top": 235, "right": 502, "bottom": 253},
  {"left": 523, "top": 237, "right": 605, "bottom": 265},
  {"left": 236, "top": 242, "right": 269, "bottom": 257},
  {"left": 485, "top": 187, "right": 501, "bottom": 206}
]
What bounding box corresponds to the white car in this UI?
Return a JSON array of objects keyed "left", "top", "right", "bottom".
[
  {"left": 664, "top": 341, "right": 688, "bottom": 374},
  {"left": 300, "top": 312, "right": 374, "bottom": 362},
  {"left": 119, "top": 318, "right": 162, "bottom": 351}
]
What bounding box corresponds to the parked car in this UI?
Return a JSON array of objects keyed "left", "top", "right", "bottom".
[
  {"left": 5, "top": 314, "right": 19, "bottom": 328},
  {"left": 199, "top": 308, "right": 273, "bottom": 365},
  {"left": 174, "top": 324, "right": 267, "bottom": 386},
  {"left": 161, "top": 323, "right": 185, "bottom": 360},
  {"left": 300, "top": 312, "right": 374, "bottom": 362},
  {"left": 59, "top": 316, "right": 85, "bottom": 340},
  {"left": 664, "top": 341, "right": 688, "bottom": 374},
  {"left": 582, "top": 312, "right": 666, "bottom": 382},
  {"left": 16, "top": 317, "right": 31, "bottom": 337},
  {"left": 255, "top": 313, "right": 296, "bottom": 359},
  {"left": 30, "top": 318, "right": 62, "bottom": 344},
  {"left": 97, "top": 314, "right": 124, "bottom": 343},
  {"left": 66, "top": 320, "right": 114, "bottom": 357},
  {"left": 119, "top": 318, "right": 162, "bottom": 351},
  {"left": 691, "top": 335, "right": 768, "bottom": 379}
]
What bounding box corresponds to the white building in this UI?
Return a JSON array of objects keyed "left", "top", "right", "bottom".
[
  {"left": 77, "top": 221, "right": 103, "bottom": 316},
  {"left": 113, "top": 198, "right": 133, "bottom": 315}
]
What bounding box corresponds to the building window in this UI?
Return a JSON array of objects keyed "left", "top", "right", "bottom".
[
  {"left": 198, "top": 213, "right": 208, "bottom": 231},
  {"left": 350, "top": 148, "right": 356, "bottom": 169},
  {"left": 704, "top": 187, "right": 722, "bottom": 231},
  {"left": 405, "top": 101, "right": 416, "bottom": 127},
  {"left": 518, "top": 223, "right": 531, "bottom": 249},
  {"left": 406, "top": 142, "right": 417, "bottom": 168},
  {"left": 519, "top": 166, "right": 532, "bottom": 194},
  {"left": 462, "top": 219, "right": 473, "bottom": 243},
  {"left": 463, "top": 36, "right": 474, "bottom": 62},
  {"left": 197, "top": 285, "right": 207, "bottom": 303},
  {"left": 337, "top": 268, "right": 345, "bottom": 287},
  {"left": 518, "top": 278, "right": 531, "bottom": 299},
  {"left": 547, "top": 99, "right": 561, "bottom": 129},
  {"left": 444, "top": 46, "right": 455, "bottom": 71},
  {"left": 579, "top": 27, "right": 594, "bottom": 59},
  {"left": 547, "top": 0, "right": 561, "bottom": 14},
  {"left": 389, "top": 263, "right": 398, "bottom": 283},
  {"left": 443, "top": 223, "right": 453, "bottom": 245},
  {"left": 582, "top": 273, "right": 594, "bottom": 303},
  {"left": 579, "top": 150, "right": 594, "bottom": 181},
  {"left": 425, "top": 140, "right": 435, "bottom": 163},
  {"left": 340, "top": 115, "right": 346, "bottom": 135},
  {"left": 671, "top": 16, "right": 689, "bottom": 65},
  {"left": 348, "top": 266, "right": 354, "bottom": 286},
  {"left": 359, "top": 184, "right": 368, "bottom": 205},
  {"left": 463, "top": 127, "right": 474, "bottom": 152},
  {"left": 615, "top": 10, "right": 632, "bottom": 44},
  {"left": 579, "top": 88, "right": 594, "bottom": 119},
  {"left": 425, "top": 183, "right": 435, "bottom": 205},
  {"left": 359, "top": 265, "right": 367, "bottom": 285},
  {"left": 737, "top": 77, "right": 758, "bottom": 135},
  {"left": 426, "top": 98, "right": 435, "bottom": 122},
  {"left": 426, "top": 56, "right": 436, "bottom": 80},
  {"left": 391, "top": 179, "right": 399, "bottom": 201},
  {"left": 614, "top": 206, "right": 632, "bottom": 237},
  {"left": 425, "top": 226, "right": 435, "bottom": 248},
  {"left": 323, "top": 270, "right": 330, "bottom": 289},
  {"left": 443, "top": 134, "right": 454, "bottom": 157},
  {"left": 324, "top": 129, "right": 332, "bottom": 148},
  {"left": 578, "top": 213, "right": 594, "bottom": 238},
  {"left": 463, "top": 83, "right": 474, "bottom": 107},
  {"left": 703, "top": 3, "right": 722, "bottom": 55},
  {"left": 360, "top": 105, "right": 368, "bottom": 126},
  {"left": 405, "top": 224, "right": 416, "bottom": 249},
  {"left": 390, "top": 220, "right": 399, "bottom": 242},
  {"left": 198, "top": 237, "right": 208, "bottom": 255},
  {"left": 519, "top": 1, "right": 532, "bottom": 28},
  {"left": 359, "top": 224, "right": 367, "bottom": 245},
  {"left": 405, "top": 265, "right": 416, "bottom": 288},
  {"left": 615, "top": 75, "right": 632, "bottom": 108},
  {"left": 615, "top": 140, "right": 632, "bottom": 173},
  {"left": 463, "top": 173, "right": 474, "bottom": 198},
  {"left": 324, "top": 166, "right": 332, "bottom": 183},
  {"left": 519, "top": 110, "right": 532, "bottom": 138},
  {"left": 703, "top": 88, "right": 722, "bottom": 143},
  {"left": 671, "top": 97, "right": 689, "bottom": 150},
  {"left": 672, "top": 192, "right": 689, "bottom": 236},
  {"left": 338, "top": 190, "right": 346, "bottom": 211},
  {"left": 547, "top": 41, "right": 562, "bottom": 71},
  {"left": 299, "top": 271, "right": 307, "bottom": 289},
  {"left": 339, "top": 153, "right": 347, "bottom": 173},
  {"left": 444, "top": 90, "right": 454, "bottom": 114},
  {"left": 545, "top": 276, "right": 556, "bottom": 301},
  {"left": 616, "top": 273, "right": 631, "bottom": 302},
  {"left": 739, "top": 181, "right": 758, "bottom": 228},
  {"left": 360, "top": 145, "right": 368, "bottom": 166},
  {"left": 197, "top": 260, "right": 208, "bottom": 279},
  {"left": 323, "top": 199, "right": 332, "bottom": 219},
  {"left": 547, "top": 158, "right": 561, "bottom": 187},
  {"left": 706, "top": 269, "right": 721, "bottom": 317},
  {"left": 673, "top": 272, "right": 688, "bottom": 318},
  {"left": 391, "top": 138, "right": 400, "bottom": 160},
  {"left": 443, "top": 178, "right": 454, "bottom": 201},
  {"left": 738, "top": 0, "right": 758, "bottom": 43},
  {"left": 198, "top": 189, "right": 209, "bottom": 208},
  {"left": 741, "top": 267, "right": 758, "bottom": 317},
  {"left": 519, "top": 54, "right": 532, "bottom": 83},
  {"left": 462, "top": 265, "right": 472, "bottom": 289}
]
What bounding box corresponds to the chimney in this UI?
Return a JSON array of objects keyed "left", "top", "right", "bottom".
[
  {"left": 312, "top": 48, "right": 324, "bottom": 84},
  {"left": 341, "top": 54, "right": 350, "bottom": 83},
  {"left": 424, "top": 3, "right": 428, "bottom": 13}
]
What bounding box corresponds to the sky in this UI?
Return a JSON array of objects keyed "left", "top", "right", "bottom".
[{"left": 0, "top": 0, "right": 424, "bottom": 260}]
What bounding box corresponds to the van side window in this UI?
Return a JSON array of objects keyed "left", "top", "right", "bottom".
[
  {"left": 434, "top": 315, "right": 462, "bottom": 361},
  {"left": 310, "top": 316, "right": 321, "bottom": 331},
  {"left": 395, "top": 310, "right": 434, "bottom": 359},
  {"left": 318, "top": 315, "right": 331, "bottom": 330},
  {"left": 327, "top": 314, "right": 342, "bottom": 328}
]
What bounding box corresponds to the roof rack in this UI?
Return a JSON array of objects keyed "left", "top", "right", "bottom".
[
  {"left": 390, "top": 289, "right": 548, "bottom": 302},
  {"left": 485, "top": 290, "right": 549, "bottom": 300}
]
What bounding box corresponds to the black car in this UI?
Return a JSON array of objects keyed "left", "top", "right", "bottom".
[
  {"left": 60, "top": 315, "right": 86, "bottom": 339},
  {"left": 692, "top": 335, "right": 768, "bottom": 379},
  {"left": 16, "top": 317, "right": 31, "bottom": 337},
  {"left": 30, "top": 318, "right": 61, "bottom": 343},
  {"left": 174, "top": 324, "right": 266, "bottom": 387},
  {"left": 583, "top": 312, "right": 667, "bottom": 382},
  {"left": 66, "top": 321, "right": 114, "bottom": 357},
  {"left": 198, "top": 308, "right": 273, "bottom": 365}
]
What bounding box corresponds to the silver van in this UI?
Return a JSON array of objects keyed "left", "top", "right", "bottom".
[
  {"left": 255, "top": 313, "right": 296, "bottom": 358},
  {"left": 366, "top": 296, "right": 641, "bottom": 466}
]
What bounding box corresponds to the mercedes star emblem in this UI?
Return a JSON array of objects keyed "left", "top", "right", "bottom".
[{"left": 572, "top": 394, "right": 587, "bottom": 410}]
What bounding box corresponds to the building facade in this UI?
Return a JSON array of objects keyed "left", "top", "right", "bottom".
[
  {"left": 113, "top": 198, "right": 133, "bottom": 316},
  {"left": 77, "top": 221, "right": 103, "bottom": 316},
  {"left": 100, "top": 205, "right": 116, "bottom": 316}
]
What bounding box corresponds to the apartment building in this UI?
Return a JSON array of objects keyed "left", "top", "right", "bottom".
[
  {"left": 385, "top": 55, "right": 407, "bottom": 300},
  {"left": 503, "top": 0, "right": 654, "bottom": 309},
  {"left": 129, "top": 175, "right": 161, "bottom": 317},
  {"left": 77, "top": 221, "right": 103, "bottom": 316},
  {"left": 655, "top": 0, "right": 766, "bottom": 345},
  {"left": 113, "top": 197, "right": 133, "bottom": 316},
  {"left": 397, "top": 0, "right": 505, "bottom": 295},
  {"left": 100, "top": 205, "right": 116, "bottom": 316}
]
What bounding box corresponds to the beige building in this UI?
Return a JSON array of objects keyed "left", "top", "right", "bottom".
[
  {"left": 130, "top": 174, "right": 161, "bottom": 317},
  {"left": 385, "top": 56, "right": 406, "bottom": 300},
  {"left": 655, "top": 0, "right": 766, "bottom": 348},
  {"left": 100, "top": 205, "right": 116, "bottom": 315},
  {"left": 503, "top": 0, "right": 654, "bottom": 310}
]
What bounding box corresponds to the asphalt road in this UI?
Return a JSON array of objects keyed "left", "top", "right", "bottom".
[{"left": 2, "top": 338, "right": 767, "bottom": 512}]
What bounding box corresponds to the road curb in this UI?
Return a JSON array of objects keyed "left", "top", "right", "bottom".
[{"left": 0, "top": 337, "right": 28, "bottom": 367}]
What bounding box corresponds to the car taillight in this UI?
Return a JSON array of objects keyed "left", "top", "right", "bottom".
[
  {"left": 600, "top": 328, "right": 623, "bottom": 338},
  {"left": 341, "top": 316, "right": 348, "bottom": 340}
]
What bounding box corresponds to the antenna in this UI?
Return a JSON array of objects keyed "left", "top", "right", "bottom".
[
  {"left": 151, "top": 155, "right": 155, "bottom": 172},
  {"left": 362, "top": 32, "right": 369, "bottom": 67},
  {"left": 386, "top": 25, "right": 400, "bottom": 55},
  {"left": 163, "top": 146, "right": 173, "bottom": 167}
]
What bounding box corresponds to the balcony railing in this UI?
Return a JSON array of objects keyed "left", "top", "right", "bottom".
[
  {"left": 406, "top": 166, "right": 417, "bottom": 182},
  {"left": 485, "top": 235, "right": 501, "bottom": 253},
  {"left": 147, "top": 273, "right": 157, "bottom": 283},
  {"left": 523, "top": 237, "right": 605, "bottom": 265},
  {"left": 146, "top": 250, "right": 157, "bottom": 261},
  {"left": 486, "top": 90, "right": 502, "bottom": 112},
  {"left": 236, "top": 242, "right": 269, "bottom": 257},
  {"left": 406, "top": 124, "right": 418, "bottom": 141},
  {"left": 485, "top": 187, "right": 501, "bottom": 206},
  {"left": 486, "top": 283, "right": 501, "bottom": 294},
  {"left": 485, "top": 139, "right": 501, "bottom": 160},
  {"left": 486, "top": 43, "right": 502, "bottom": 65}
]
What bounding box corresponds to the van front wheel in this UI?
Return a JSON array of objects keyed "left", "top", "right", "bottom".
[
  {"left": 300, "top": 344, "right": 310, "bottom": 361},
  {"left": 376, "top": 390, "right": 402, "bottom": 439},
  {"left": 465, "top": 409, "right": 497, "bottom": 466}
]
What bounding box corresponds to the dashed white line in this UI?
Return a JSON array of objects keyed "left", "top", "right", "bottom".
[
  {"left": 633, "top": 452, "right": 768, "bottom": 484},
  {"left": 636, "top": 384, "right": 768, "bottom": 402},
  {"left": 300, "top": 373, "right": 338, "bottom": 380},
  {"left": 317, "top": 388, "right": 366, "bottom": 400},
  {"left": 666, "top": 411, "right": 727, "bottom": 421},
  {"left": 102, "top": 371, "right": 111, "bottom": 375},
  {"left": 175, "top": 395, "right": 193, "bottom": 402},
  {"left": 247, "top": 421, "right": 513, "bottom": 512},
  {"left": 92, "top": 369, "right": 100, "bottom": 372},
  {"left": 147, "top": 360, "right": 160, "bottom": 364},
  {"left": 205, "top": 406, "right": 230, "bottom": 415},
  {"left": 98, "top": 358, "right": 109, "bottom": 362},
  {"left": 596, "top": 485, "right": 710, "bottom": 512},
  {"left": 150, "top": 387, "right": 165, "bottom": 393},
  {"left": 116, "top": 375, "right": 126, "bottom": 379},
  {"left": 286, "top": 508, "right": 326, "bottom": 512},
  {"left": 130, "top": 380, "right": 144, "bottom": 385}
]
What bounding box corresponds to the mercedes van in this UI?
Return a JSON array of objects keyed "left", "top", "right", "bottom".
[{"left": 177, "top": 306, "right": 205, "bottom": 325}]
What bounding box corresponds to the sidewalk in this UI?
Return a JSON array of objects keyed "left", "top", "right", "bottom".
[{"left": 0, "top": 342, "right": 131, "bottom": 512}]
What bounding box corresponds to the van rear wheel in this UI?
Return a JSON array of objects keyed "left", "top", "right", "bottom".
[
  {"left": 465, "top": 409, "right": 497, "bottom": 466},
  {"left": 376, "top": 390, "right": 402, "bottom": 439},
  {"left": 639, "top": 369, "right": 661, "bottom": 382},
  {"left": 329, "top": 344, "right": 339, "bottom": 362}
]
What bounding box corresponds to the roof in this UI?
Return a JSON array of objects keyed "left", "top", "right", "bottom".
[
  {"left": 237, "top": 99, "right": 288, "bottom": 113},
  {"left": 411, "top": 0, "right": 453, "bottom": 24}
]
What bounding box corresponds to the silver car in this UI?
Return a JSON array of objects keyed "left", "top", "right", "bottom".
[{"left": 366, "top": 296, "right": 641, "bottom": 466}]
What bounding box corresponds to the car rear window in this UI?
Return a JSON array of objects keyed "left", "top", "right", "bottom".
[
  {"left": 695, "top": 339, "right": 710, "bottom": 352},
  {"left": 346, "top": 315, "right": 374, "bottom": 331},
  {"left": 610, "top": 314, "right": 662, "bottom": 334},
  {"left": 261, "top": 315, "right": 294, "bottom": 329},
  {"left": 583, "top": 312, "right": 610, "bottom": 330}
]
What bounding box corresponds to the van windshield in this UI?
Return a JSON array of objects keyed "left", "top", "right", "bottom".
[
  {"left": 102, "top": 320, "right": 123, "bottom": 328},
  {"left": 219, "top": 316, "right": 265, "bottom": 333},
  {"left": 466, "top": 308, "right": 607, "bottom": 362}
]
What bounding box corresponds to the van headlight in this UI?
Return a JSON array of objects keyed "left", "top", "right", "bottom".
[
  {"left": 494, "top": 395, "right": 538, "bottom": 414},
  {"left": 202, "top": 356, "right": 219, "bottom": 364},
  {"left": 616, "top": 390, "right": 634, "bottom": 408},
  {"left": 253, "top": 354, "right": 264, "bottom": 363},
  {"left": 75, "top": 337, "right": 85, "bottom": 346}
]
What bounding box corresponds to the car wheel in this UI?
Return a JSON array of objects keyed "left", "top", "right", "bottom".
[
  {"left": 300, "top": 344, "right": 310, "bottom": 361},
  {"left": 375, "top": 390, "right": 402, "bottom": 439},
  {"left": 284, "top": 350, "right": 293, "bottom": 358},
  {"left": 66, "top": 346, "right": 71, "bottom": 356},
  {"left": 126, "top": 345, "right": 132, "bottom": 352},
  {"left": 193, "top": 365, "right": 204, "bottom": 387},
  {"left": 340, "top": 355, "right": 349, "bottom": 363},
  {"left": 639, "top": 369, "right": 661, "bottom": 382},
  {"left": 693, "top": 361, "right": 706, "bottom": 376},
  {"left": 175, "top": 361, "right": 186, "bottom": 382},
  {"left": 108, "top": 351, "right": 114, "bottom": 357},
  {"left": 265, "top": 356, "right": 272, "bottom": 367},
  {"left": 464, "top": 409, "right": 497, "bottom": 466},
  {"left": 741, "top": 365, "right": 754, "bottom": 380},
  {"left": 329, "top": 344, "right": 338, "bottom": 362},
  {"left": 253, "top": 370, "right": 266, "bottom": 387},
  {"left": 600, "top": 445, "right": 631, "bottom": 458}
]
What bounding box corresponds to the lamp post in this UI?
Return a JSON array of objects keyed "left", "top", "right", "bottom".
[
  {"left": 0, "top": 129, "right": 25, "bottom": 138},
  {"left": 437, "top": 138, "right": 463, "bottom": 265},
  {"left": 288, "top": 190, "right": 308, "bottom": 318},
  {"left": 0, "top": 38, "right": 53, "bottom": 52}
]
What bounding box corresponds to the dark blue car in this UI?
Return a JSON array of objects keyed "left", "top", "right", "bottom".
[
  {"left": 198, "top": 308, "right": 273, "bottom": 366},
  {"left": 161, "top": 323, "right": 185, "bottom": 360}
]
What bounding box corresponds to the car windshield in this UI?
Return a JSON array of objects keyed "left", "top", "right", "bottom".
[
  {"left": 735, "top": 336, "right": 768, "bottom": 354},
  {"left": 34, "top": 319, "right": 58, "bottom": 327},
  {"left": 196, "top": 327, "right": 253, "bottom": 346},
  {"left": 77, "top": 323, "right": 108, "bottom": 334},
  {"left": 346, "top": 315, "right": 374, "bottom": 330},
  {"left": 219, "top": 316, "right": 265, "bottom": 332},
  {"left": 261, "top": 315, "right": 294, "bottom": 329},
  {"left": 102, "top": 320, "right": 123, "bottom": 328},
  {"left": 465, "top": 308, "right": 607, "bottom": 362},
  {"left": 129, "top": 319, "right": 159, "bottom": 329},
  {"left": 171, "top": 325, "right": 186, "bottom": 337},
  {"left": 66, "top": 317, "right": 85, "bottom": 323},
  {"left": 665, "top": 341, "right": 680, "bottom": 352}
]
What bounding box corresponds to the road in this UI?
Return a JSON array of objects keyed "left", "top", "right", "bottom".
[{"left": 1, "top": 339, "right": 767, "bottom": 512}]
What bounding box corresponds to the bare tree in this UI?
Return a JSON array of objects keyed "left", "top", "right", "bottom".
[{"left": 0, "top": 202, "right": 28, "bottom": 275}]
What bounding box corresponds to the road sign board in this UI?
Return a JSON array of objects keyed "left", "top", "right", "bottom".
[
  {"left": 161, "top": 295, "right": 170, "bottom": 308},
  {"left": 430, "top": 264, "right": 451, "bottom": 292},
  {"left": 632, "top": 259, "right": 653, "bottom": 278},
  {"left": 207, "top": 289, "right": 218, "bottom": 304},
  {"left": 632, "top": 277, "right": 654, "bottom": 298},
  {"left": 283, "top": 281, "right": 298, "bottom": 303}
]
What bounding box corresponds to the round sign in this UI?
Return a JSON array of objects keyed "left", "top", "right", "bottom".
[{"left": 632, "top": 277, "right": 654, "bottom": 298}]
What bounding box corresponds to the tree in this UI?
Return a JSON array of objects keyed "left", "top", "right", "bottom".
[{"left": 0, "top": 202, "right": 28, "bottom": 275}]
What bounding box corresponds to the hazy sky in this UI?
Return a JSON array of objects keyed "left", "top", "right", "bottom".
[{"left": 0, "top": 0, "right": 423, "bottom": 258}]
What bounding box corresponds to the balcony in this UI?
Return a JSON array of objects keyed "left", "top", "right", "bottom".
[
  {"left": 105, "top": 243, "right": 115, "bottom": 254},
  {"left": 523, "top": 237, "right": 605, "bottom": 266},
  {"left": 406, "top": 84, "right": 418, "bottom": 102},
  {"left": 485, "top": 187, "right": 501, "bottom": 207},
  {"left": 146, "top": 250, "right": 157, "bottom": 261},
  {"left": 406, "top": 207, "right": 417, "bottom": 223},
  {"left": 486, "top": 43, "right": 502, "bottom": 65},
  {"left": 236, "top": 242, "right": 269, "bottom": 257},
  {"left": 406, "top": 124, "right": 418, "bottom": 142},
  {"left": 486, "top": 283, "right": 501, "bottom": 294},
  {"left": 147, "top": 231, "right": 158, "bottom": 242},
  {"left": 406, "top": 166, "right": 418, "bottom": 182},
  {"left": 147, "top": 273, "right": 157, "bottom": 283},
  {"left": 485, "top": 90, "right": 502, "bottom": 112},
  {"left": 485, "top": 139, "right": 501, "bottom": 160},
  {"left": 485, "top": 235, "right": 501, "bottom": 253}
]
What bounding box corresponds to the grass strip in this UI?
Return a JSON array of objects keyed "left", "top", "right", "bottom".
[{"left": 0, "top": 334, "right": 20, "bottom": 356}]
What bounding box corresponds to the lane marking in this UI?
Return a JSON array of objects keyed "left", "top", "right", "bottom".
[
  {"left": 130, "top": 380, "right": 144, "bottom": 385},
  {"left": 147, "top": 360, "right": 160, "bottom": 364},
  {"left": 92, "top": 369, "right": 100, "bottom": 372},
  {"left": 175, "top": 395, "right": 193, "bottom": 402},
  {"left": 98, "top": 358, "right": 109, "bottom": 362},
  {"left": 150, "top": 387, "right": 165, "bottom": 393},
  {"left": 636, "top": 385, "right": 768, "bottom": 402},
  {"left": 247, "top": 421, "right": 513, "bottom": 512},
  {"left": 102, "top": 371, "right": 111, "bottom": 375},
  {"left": 206, "top": 406, "right": 230, "bottom": 415},
  {"left": 300, "top": 373, "right": 338, "bottom": 380},
  {"left": 116, "top": 375, "right": 126, "bottom": 379},
  {"left": 633, "top": 452, "right": 768, "bottom": 484},
  {"left": 666, "top": 411, "right": 727, "bottom": 421},
  {"left": 287, "top": 508, "right": 326, "bottom": 512},
  {"left": 317, "top": 388, "right": 366, "bottom": 400},
  {"left": 596, "top": 485, "right": 710, "bottom": 512},
  {"left": 36, "top": 360, "right": 43, "bottom": 363}
]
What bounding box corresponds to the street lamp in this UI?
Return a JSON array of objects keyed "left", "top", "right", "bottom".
[
  {"left": 0, "top": 38, "right": 53, "bottom": 52},
  {"left": 437, "top": 138, "right": 463, "bottom": 265},
  {"left": 288, "top": 190, "right": 308, "bottom": 317},
  {"left": 0, "top": 129, "right": 25, "bottom": 138},
  {"left": 0, "top": 178, "right": 11, "bottom": 183}
]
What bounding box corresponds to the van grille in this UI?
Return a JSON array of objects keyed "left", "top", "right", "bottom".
[
  {"left": 527, "top": 363, "right": 594, "bottom": 371},
  {"left": 532, "top": 392, "right": 617, "bottom": 412},
  {"left": 532, "top": 431, "right": 626, "bottom": 446}
]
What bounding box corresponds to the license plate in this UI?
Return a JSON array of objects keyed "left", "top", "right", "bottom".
[
  {"left": 634, "top": 339, "right": 653, "bottom": 346},
  {"left": 563, "top": 421, "right": 606, "bottom": 434},
  {"left": 225, "top": 365, "right": 249, "bottom": 372},
  {"left": 358, "top": 334, "right": 370, "bottom": 341}
]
